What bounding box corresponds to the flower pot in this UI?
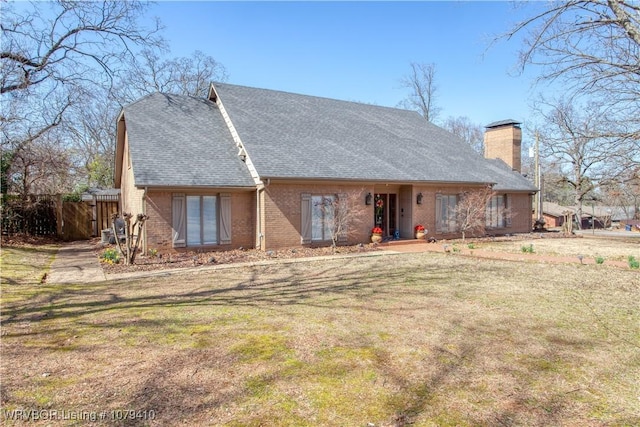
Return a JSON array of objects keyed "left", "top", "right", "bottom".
[
  {"left": 371, "top": 233, "right": 383, "bottom": 243},
  {"left": 415, "top": 231, "right": 425, "bottom": 240}
]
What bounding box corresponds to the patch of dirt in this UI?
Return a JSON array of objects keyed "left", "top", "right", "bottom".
[{"left": 96, "top": 239, "right": 382, "bottom": 274}]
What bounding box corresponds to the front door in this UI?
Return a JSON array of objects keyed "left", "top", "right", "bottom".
[{"left": 374, "top": 193, "right": 397, "bottom": 237}]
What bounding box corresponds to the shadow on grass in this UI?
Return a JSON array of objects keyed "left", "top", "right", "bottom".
[
  {"left": 3, "top": 254, "right": 638, "bottom": 426},
  {"left": 2, "top": 257, "right": 458, "bottom": 325}
]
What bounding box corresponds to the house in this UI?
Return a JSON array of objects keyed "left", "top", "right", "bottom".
[
  {"left": 543, "top": 201, "right": 636, "bottom": 230},
  {"left": 541, "top": 202, "right": 573, "bottom": 228},
  {"left": 115, "top": 83, "right": 537, "bottom": 252}
]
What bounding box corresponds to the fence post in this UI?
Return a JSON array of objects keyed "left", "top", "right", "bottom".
[
  {"left": 56, "top": 194, "right": 64, "bottom": 237},
  {"left": 91, "top": 194, "right": 98, "bottom": 237}
]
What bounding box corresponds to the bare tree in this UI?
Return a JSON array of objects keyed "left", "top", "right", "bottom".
[
  {"left": 73, "top": 49, "right": 228, "bottom": 189},
  {"left": 504, "top": 0, "right": 640, "bottom": 144},
  {"left": 399, "top": 62, "right": 441, "bottom": 122},
  {"left": 1, "top": 1, "right": 162, "bottom": 96},
  {"left": 600, "top": 166, "right": 640, "bottom": 220},
  {"left": 5, "top": 131, "right": 77, "bottom": 197},
  {"left": 454, "top": 186, "right": 496, "bottom": 241},
  {"left": 112, "top": 212, "right": 148, "bottom": 265},
  {"left": 442, "top": 116, "right": 485, "bottom": 154},
  {"left": 314, "top": 191, "right": 367, "bottom": 250},
  {"left": 116, "top": 50, "right": 228, "bottom": 103},
  {"left": 1, "top": 0, "right": 163, "bottom": 195},
  {"left": 533, "top": 97, "right": 632, "bottom": 228}
]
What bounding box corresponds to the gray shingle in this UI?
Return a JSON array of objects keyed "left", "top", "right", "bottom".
[
  {"left": 213, "top": 83, "right": 536, "bottom": 191},
  {"left": 123, "top": 93, "right": 255, "bottom": 188},
  {"left": 483, "top": 159, "right": 537, "bottom": 192}
]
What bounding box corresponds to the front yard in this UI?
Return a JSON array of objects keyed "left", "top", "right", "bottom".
[{"left": 1, "top": 240, "right": 639, "bottom": 426}]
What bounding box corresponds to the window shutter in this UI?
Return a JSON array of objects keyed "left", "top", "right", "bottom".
[
  {"left": 172, "top": 194, "right": 186, "bottom": 248},
  {"left": 505, "top": 194, "right": 512, "bottom": 227},
  {"left": 337, "top": 193, "right": 348, "bottom": 242},
  {"left": 220, "top": 193, "right": 232, "bottom": 244},
  {"left": 435, "top": 194, "right": 443, "bottom": 234},
  {"left": 301, "top": 193, "right": 312, "bottom": 244}
]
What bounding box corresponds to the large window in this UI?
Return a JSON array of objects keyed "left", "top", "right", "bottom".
[
  {"left": 186, "top": 195, "right": 217, "bottom": 246},
  {"left": 301, "top": 193, "right": 345, "bottom": 244},
  {"left": 436, "top": 194, "right": 458, "bottom": 233},
  {"left": 486, "top": 195, "right": 507, "bottom": 228},
  {"left": 173, "top": 193, "right": 232, "bottom": 248},
  {"left": 311, "top": 195, "right": 335, "bottom": 241}
]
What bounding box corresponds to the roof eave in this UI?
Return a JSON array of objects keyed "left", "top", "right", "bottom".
[{"left": 114, "top": 110, "right": 126, "bottom": 188}]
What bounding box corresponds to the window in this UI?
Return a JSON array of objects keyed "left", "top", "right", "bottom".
[
  {"left": 486, "top": 195, "right": 508, "bottom": 228},
  {"left": 301, "top": 193, "right": 345, "bottom": 244},
  {"left": 436, "top": 194, "right": 458, "bottom": 233},
  {"left": 187, "top": 195, "right": 217, "bottom": 246},
  {"left": 172, "top": 193, "right": 232, "bottom": 248},
  {"left": 311, "top": 195, "right": 335, "bottom": 241}
]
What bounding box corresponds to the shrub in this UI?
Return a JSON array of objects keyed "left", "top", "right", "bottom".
[
  {"left": 101, "top": 248, "right": 120, "bottom": 264},
  {"left": 594, "top": 256, "right": 605, "bottom": 265},
  {"left": 628, "top": 255, "right": 639, "bottom": 270},
  {"left": 148, "top": 248, "right": 158, "bottom": 258},
  {"left": 467, "top": 243, "right": 477, "bottom": 249},
  {"left": 521, "top": 244, "right": 535, "bottom": 254}
]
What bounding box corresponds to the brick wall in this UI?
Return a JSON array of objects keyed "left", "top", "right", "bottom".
[
  {"left": 507, "top": 192, "right": 533, "bottom": 233},
  {"left": 411, "top": 185, "right": 532, "bottom": 239},
  {"left": 144, "top": 190, "right": 172, "bottom": 251},
  {"left": 263, "top": 183, "right": 372, "bottom": 249},
  {"left": 145, "top": 190, "right": 255, "bottom": 253},
  {"left": 136, "top": 180, "right": 532, "bottom": 252},
  {"left": 484, "top": 125, "right": 522, "bottom": 172},
  {"left": 120, "top": 134, "right": 144, "bottom": 221}
]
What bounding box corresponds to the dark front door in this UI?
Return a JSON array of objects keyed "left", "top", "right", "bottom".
[{"left": 374, "top": 193, "right": 397, "bottom": 237}]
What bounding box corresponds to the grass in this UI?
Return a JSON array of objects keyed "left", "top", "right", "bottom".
[
  {"left": 1, "top": 242, "right": 639, "bottom": 426},
  {"left": 481, "top": 235, "right": 639, "bottom": 261}
]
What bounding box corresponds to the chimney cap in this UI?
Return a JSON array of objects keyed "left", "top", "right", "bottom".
[{"left": 485, "top": 119, "right": 521, "bottom": 129}]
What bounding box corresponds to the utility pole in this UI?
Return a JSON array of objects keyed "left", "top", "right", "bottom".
[{"left": 533, "top": 131, "right": 542, "bottom": 221}]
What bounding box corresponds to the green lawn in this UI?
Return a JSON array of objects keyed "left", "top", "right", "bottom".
[{"left": 1, "top": 244, "right": 639, "bottom": 426}]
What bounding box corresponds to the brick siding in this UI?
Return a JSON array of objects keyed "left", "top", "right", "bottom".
[
  {"left": 144, "top": 190, "right": 255, "bottom": 252},
  {"left": 263, "top": 183, "right": 372, "bottom": 249}
]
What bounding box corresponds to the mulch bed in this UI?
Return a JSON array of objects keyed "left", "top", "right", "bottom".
[
  {"left": 2, "top": 234, "right": 61, "bottom": 247},
  {"left": 96, "top": 239, "right": 381, "bottom": 274}
]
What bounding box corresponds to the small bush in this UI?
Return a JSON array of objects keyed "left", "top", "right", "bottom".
[
  {"left": 628, "top": 255, "right": 639, "bottom": 270},
  {"left": 148, "top": 248, "right": 158, "bottom": 258},
  {"left": 521, "top": 244, "right": 535, "bottom": 254},
  {"left": 594, "top": 256, "right": 605, "bottom": 265},
  {"left": 467, "top": 243, "right": 477, "bottom": 249},
  {"left": 101, "top": 248, "right": 120, "bottom": 264}
]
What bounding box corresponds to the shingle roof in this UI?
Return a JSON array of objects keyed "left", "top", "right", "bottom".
[
  {"left": 213, "top": 83, "right": 536, "bottom": 191},
  {"left": 122, "top": 93, "right": 255, "bottom": 188},
  {"left": 484, "top": 159, "right": 537, "bottom": 192}
]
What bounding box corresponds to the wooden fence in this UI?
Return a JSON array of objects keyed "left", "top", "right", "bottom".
[
  {"left": 1, "top": 194, "right": 58, "bottom": 236},
  {"left": 90, "top": 194, "right": 120, "bottom": 236},
  {"left": 1, "top": 193, "right": 120, "bottom": 241}
]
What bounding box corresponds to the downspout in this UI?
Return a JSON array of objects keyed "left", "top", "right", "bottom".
[
  {"left": 256, "top": 185, "right": 263, "bottom": 250},
  {"left": 256, "top": 179, "right": 270, "bottom": 250},
  {"left": 142, "top": 186, "right": 148, "bottom": 255}
]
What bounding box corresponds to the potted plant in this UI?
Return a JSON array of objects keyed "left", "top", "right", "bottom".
[
  {"left": 414, "top": 224, "right": 426, "bottom": 240},
  {"left": 371, "top": 226, "right": 383, "bottom": 243}
]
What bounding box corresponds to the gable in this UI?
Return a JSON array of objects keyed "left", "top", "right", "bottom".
[{"left": 116, "top": 92, "right": 255, "bottom": 189}]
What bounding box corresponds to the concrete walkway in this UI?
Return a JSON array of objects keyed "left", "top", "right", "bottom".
[
  {"left": 46, "top": 235, "right": 635, "bottom": 284},
  {"left": 47, "top": 240, "right": 106, "bottom": 284}
]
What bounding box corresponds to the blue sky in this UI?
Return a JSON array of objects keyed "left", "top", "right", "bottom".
[{"left": 150, "top": 1, "right": 547, "bottom": 131}]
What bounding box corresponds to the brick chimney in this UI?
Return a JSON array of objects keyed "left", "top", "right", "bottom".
[{"left": 484, "top": 119, "right": 522, "bottom": 173}]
